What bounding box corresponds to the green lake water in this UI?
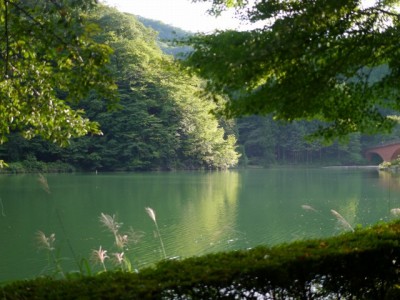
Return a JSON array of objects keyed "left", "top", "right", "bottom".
[{"left": 1, "top": 168, "right": 399, "bottom": 282}]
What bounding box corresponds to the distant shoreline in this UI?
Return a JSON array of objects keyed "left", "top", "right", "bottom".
[{"left": 323, "top": 165, "right": 379, "bottom": 169}]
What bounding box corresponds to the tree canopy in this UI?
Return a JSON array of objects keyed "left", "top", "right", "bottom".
[
  {"left": 77, "top": 6, "right": 239, "bottom": 170},
  {"left": 0, "top": 0, "right": 117, "bottom": 146},
  {"left": 0, "top": 6, "right": 240, "bottom": 171},
  {"left": 184, "top": 0, "right": 400, "bottom": 140}
]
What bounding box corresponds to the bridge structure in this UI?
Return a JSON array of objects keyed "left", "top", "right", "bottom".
[{"left": 365, "top": 141, "right": 400, "bottom": 162}]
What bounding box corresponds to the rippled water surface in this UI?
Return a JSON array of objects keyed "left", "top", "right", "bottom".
[{"left": 1, "top": 168, "right": 399, "bottom": 281}]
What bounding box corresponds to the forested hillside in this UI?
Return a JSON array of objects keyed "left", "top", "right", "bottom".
[
  {"left": 135, "top": 16, "right": 192, "bottom": 56},
  {"left": 119, "top": 14, "right": 400, "bottom": 167},
  {"left": 1, "top": 3, "right": 400, "bottom": 172},
  {"left": 0, "top": 5, "right": 238, "bottom": 171}
]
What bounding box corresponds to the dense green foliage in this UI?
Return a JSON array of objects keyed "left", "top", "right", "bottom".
[
  {"left": 0, "top": 6, "right": 239, "bottom": 171},
  {"left": 77, "top": 7, "right": 239, "bottom": 170},
  {"left": 184, "top": 0, "right": 400, "bottom": 140},
  {"left": 237, "top": 115, "right": 374, "bottom": 166},
  {"left": 0, "top": 0, "right": 117, "bottom": 146},
  {"left": 2, "top": 220, "right": 400, "bottom": 299},
  {"left": 5, "top": 109, "right": 400, "bottom": 170},
  {"left": 2, "top": 2, "right": 399, "bottom": 170},
  {"left": 3, "top": 5, "right": 400, "bottom": 170}
]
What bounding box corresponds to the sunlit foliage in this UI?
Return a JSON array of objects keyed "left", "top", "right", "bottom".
[
  {"left": 184, "top": 0, "right": 400, "bottom": 140},
  {"left": 0, "top": 0, "right": 117, "bottom": 146}
]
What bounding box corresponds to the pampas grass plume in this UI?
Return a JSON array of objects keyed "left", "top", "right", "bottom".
[
  {"left": 145, "top": 207, "right": 156, "bottom": 223},
  {"left": 331, "top": 209, "right": 354, "bottom": 232},
  {"left": 145, "top": 207, "right": 166, "bottom": 259}
]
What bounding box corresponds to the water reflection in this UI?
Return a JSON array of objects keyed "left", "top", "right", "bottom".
[
  {"left": 235, "top": 169, "right": 367, "bottom": 245},
  {"left": 377, "top": 171, "right": 400, "bottom": 219},
  {"left": 171, "top": 171, "right": 240, "bottom": 257},
  {"left": 378, "top": 170, "right": 400, "bottom": 191},
  {"left": 1, "top": 169, "right": 400, "bottom": 282}
]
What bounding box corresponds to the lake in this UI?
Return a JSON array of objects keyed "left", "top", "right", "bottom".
[{"left": 1, "top": 167, "right": 400, "bottom": 282}]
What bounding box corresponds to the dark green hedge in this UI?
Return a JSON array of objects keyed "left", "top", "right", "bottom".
[{"left": 2, "top": 221, "right": 400, "bottom": 299}]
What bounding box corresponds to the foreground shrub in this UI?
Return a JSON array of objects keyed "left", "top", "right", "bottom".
[{"left": 2, "top": 221, "right": 400, "bottom": 299}]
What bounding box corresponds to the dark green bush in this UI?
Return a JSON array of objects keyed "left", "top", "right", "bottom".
[{"left": 2, "top": 221, "right": 400, "bottom": 299}]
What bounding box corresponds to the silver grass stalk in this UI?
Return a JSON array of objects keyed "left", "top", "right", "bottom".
[
  {"left": 301, "top": 204, "right": 325, "bottom": 217},
  {"left": 115, "top": 234, "right": 128, "bottom": 250},
  {"left": 112, "top": 252, "right": 124, "bottom": 265},
  {"left": 36, "top": 174, "right": 79, "bottom": 271},
  {"left": 331, "top": 209, "right": 354, "bottom": 232},
  {"left": 301, "top": 204, "right": 318, "bottom": 213},
  {"left": 36, "top": 230, "right": 56, "bottom": 251},
  {"left": 145, "top": 207, "right": 156, "bottom": 223},
  {"left": 126, "top": 227, "right": 144, "bottom": 245},
  {"left": 99, "top": 213, "right": 121, "bottom": 236},
  {"left": 38, "top": 173, "right": 50, "bottom": 194},
  {"left": 35, "top": 230, "right": 65, "bottom": 278},
  {"left": 145, "top": 207, "right": 167, "bottom": 259},
  {"left": 92, "top": 245, "right": 108, "bottom": 272}
]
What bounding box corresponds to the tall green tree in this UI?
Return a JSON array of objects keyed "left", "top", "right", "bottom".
[
  {"left": 185, "top": 0, "right": 400, "bottom": 140},
  {"left": 0, "top": 0, "right": 116, "bottom": 146},
  {"left": 93, "top": 7, "right": 239, "bottom": 170},
  {"left": 0, "top": 5, "right": 240, "bottom": 171},
  {"left": 55, "top": 6, "right": 239, "bottom": 171}
]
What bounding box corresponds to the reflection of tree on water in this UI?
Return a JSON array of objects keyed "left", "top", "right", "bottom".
[
  {"left": 378, "top": 171, "right": 400, "bottom": 219},
  {"left": 378, "top": 170, "right": 400, "bottom": 191},
  {"left": 171, "top": 171, "right": 240, "bottom": 257}
]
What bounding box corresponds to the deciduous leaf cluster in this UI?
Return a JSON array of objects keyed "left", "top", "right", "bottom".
[
  {"left": 0, "top": 0, "right": 117, "bottom": 146},
  {"left": 184, "top": 0, "right": 400, "bottom": 140}
]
